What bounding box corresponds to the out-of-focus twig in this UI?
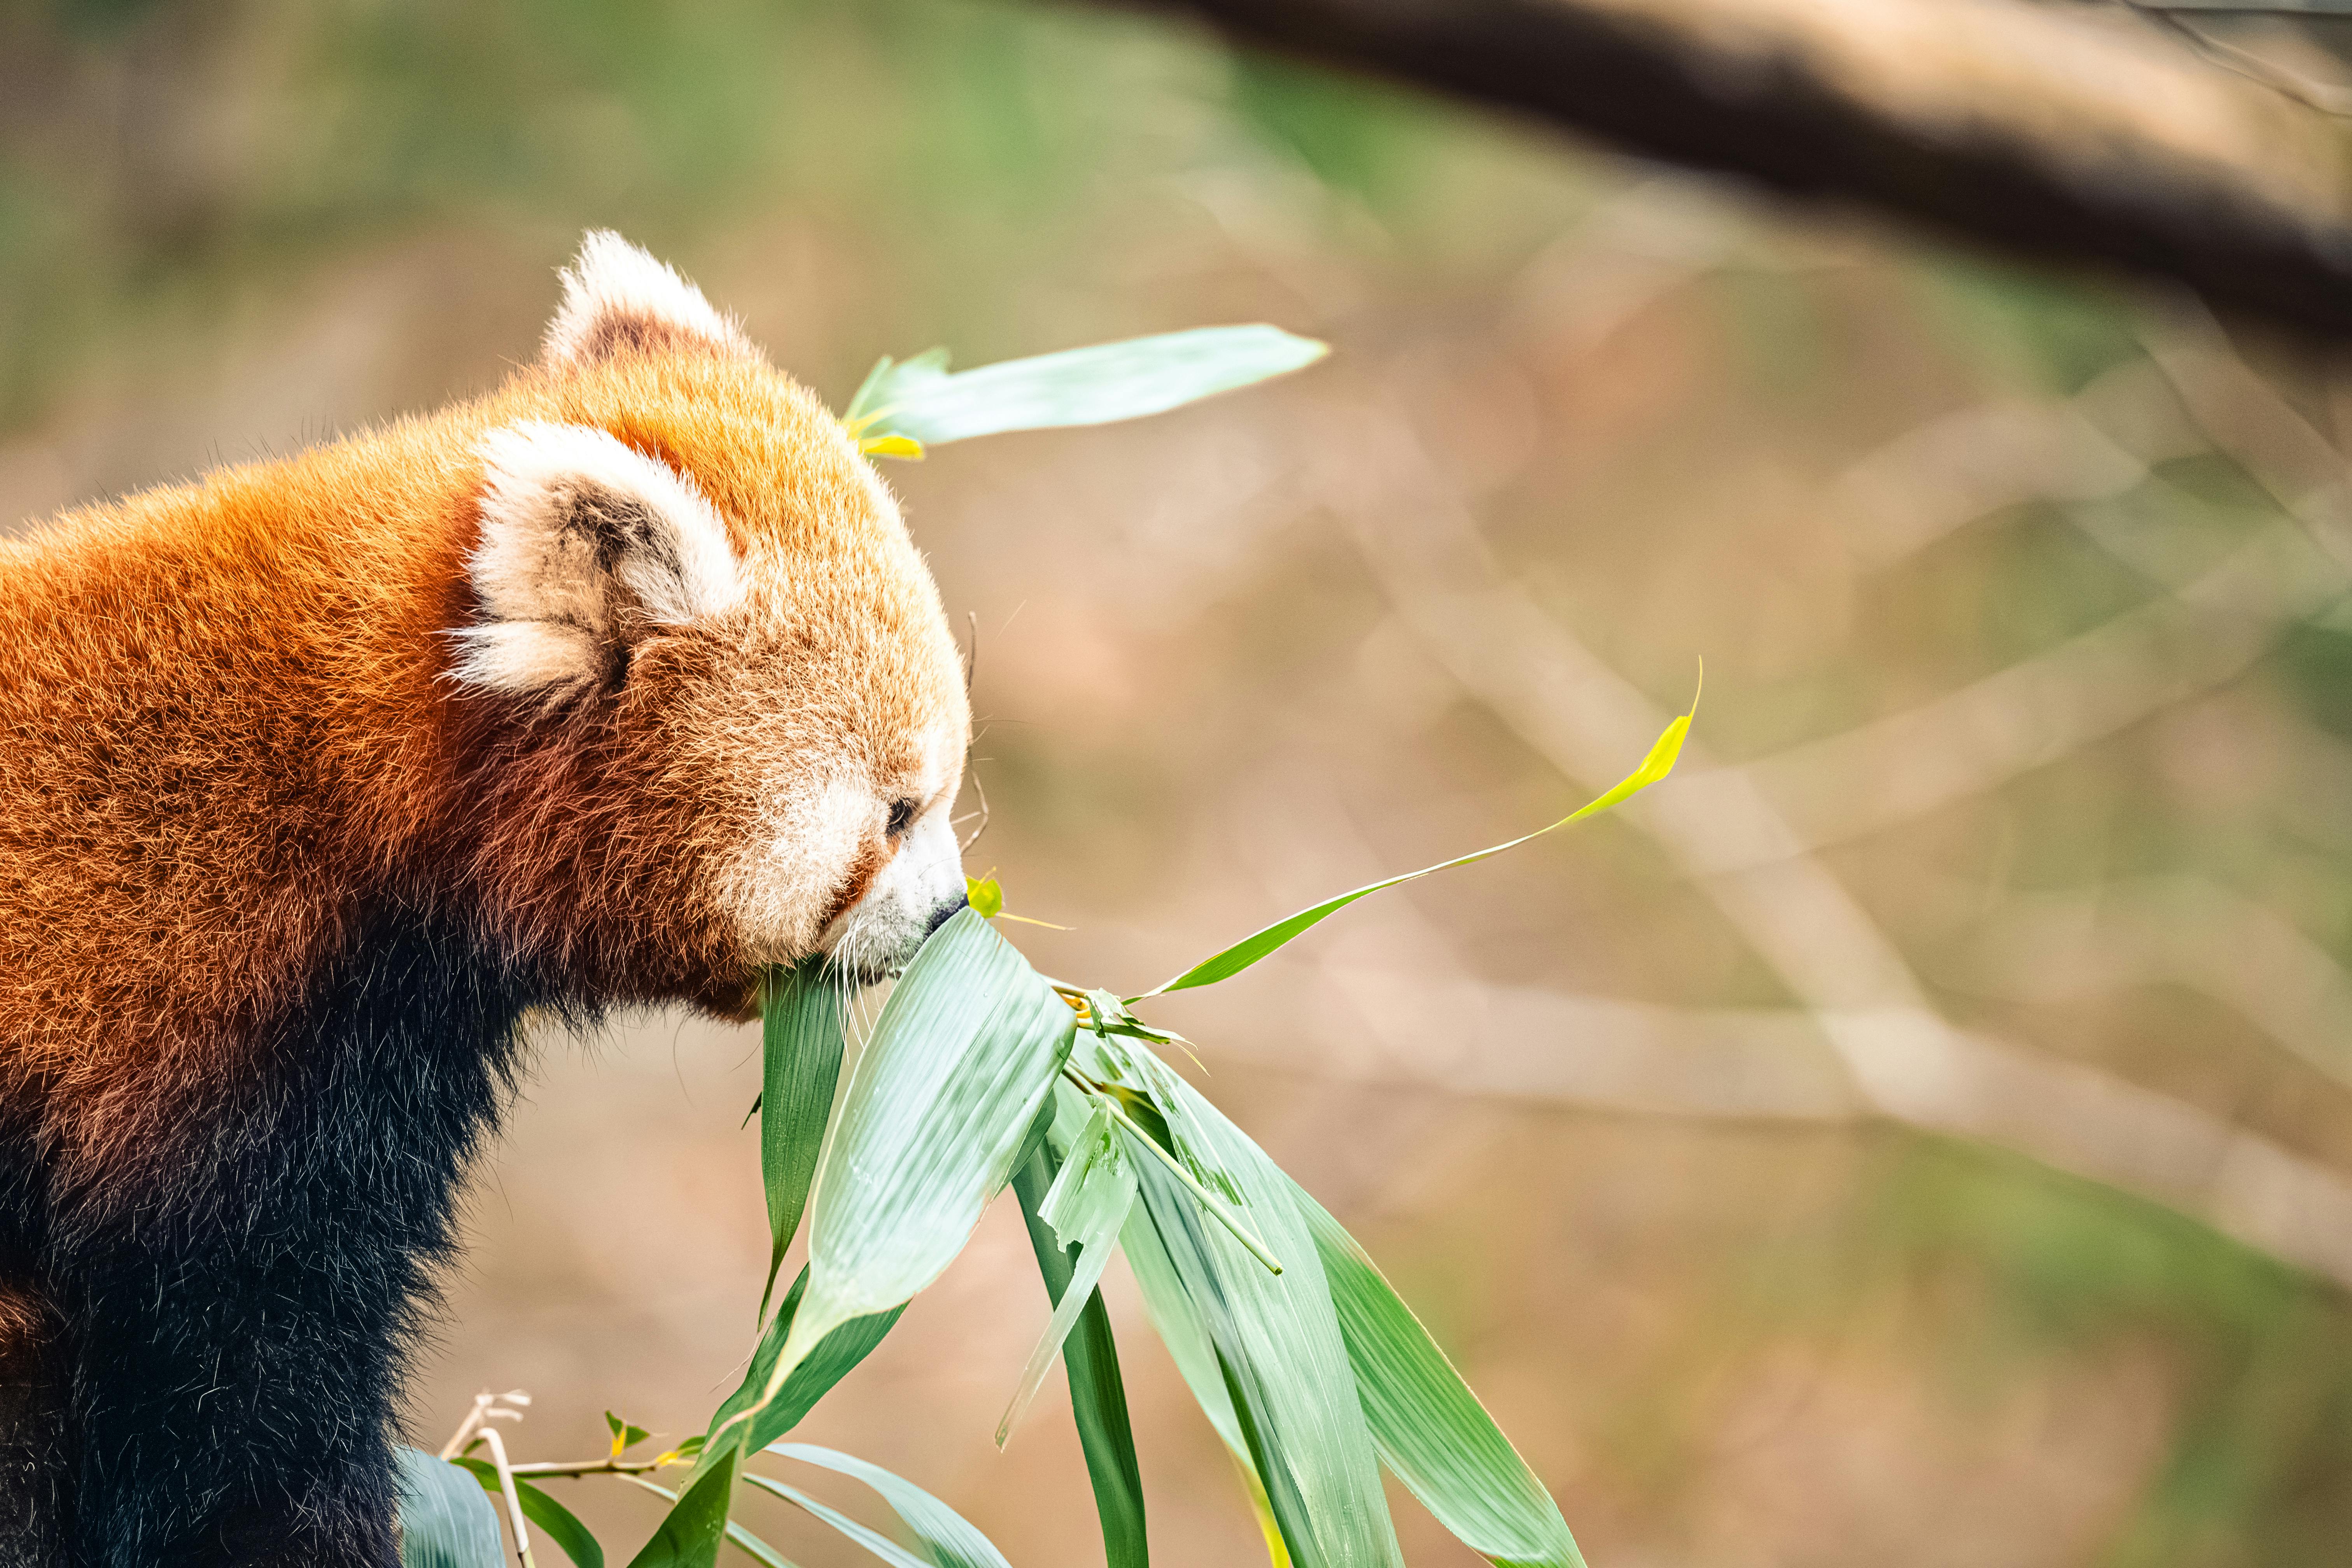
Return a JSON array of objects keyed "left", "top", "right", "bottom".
[
  {"left": 2115, "top": 0, "right": 2352, "bottom": 116},
  {"left": 2138, "top": 303, "right": 2352, "bottom": 567},
  {"left": 1316, "top": 380, "right": 2352, "bottom": 1288},
  {"left": 1688, "top": 520, "right": 2343, "bottom": 869},
  {"left": 1830, "top": 357, "right": 2196, "bottom": 568},
  {"left": 1956, "top": 876, "right": 2352, "bottom": 1091},
  {"left": 1102, "top": 0, "right": 2352, "bottom": 342},
  {"left": 1228, "top": 951, "right": 2352, "bottom": 1288},
  {"left": 2137, "top": 2, "right": 2352, "bottom": 12},
  {"left": 1689, "top": 303, "right": 2352, "bottom": 870}
]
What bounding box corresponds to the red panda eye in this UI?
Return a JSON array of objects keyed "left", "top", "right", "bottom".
[{"left": 885, "top": 799, "right": 917, "bottom": 839}]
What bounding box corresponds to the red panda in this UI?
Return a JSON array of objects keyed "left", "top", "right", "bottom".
[{"left": 0, "top": 233, "right": 972, "bottom": 1566}]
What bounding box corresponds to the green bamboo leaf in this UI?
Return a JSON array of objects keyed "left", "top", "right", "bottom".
[
  {"left": 397, "top": 1449, "right": 506, "bottom": 1568},
  {"left": 1120, "top": 1206, "right": 1303, "bottom": 1568},
  {"left": 844, "top": 327, "right": 1327, "bottom": 450},
  {"left": 1139, "top": 681, "right": 1700, "bottom": 998},
  {"left": 1120, "top": 1202, "right": 1248, "bottom": 1458},
  {"left": 740, "top": 1477, "right": 928, "bottom": 1568},
  {"left": 718, "top": 910, "right": 1075, "bottom": 1449},
  {"left": 620, "top": 1477, "right": 800, "bottom": 1568},
  {"left": 998, "top": 1139, "right": 1138, "bottom": 1446},
  {"left": 842, "top": 348, "right": 947, "bottom": 430},
  {"left": 1288, "top": 1187, "right": 1585, "bottom": 1568},
  {"left": 451, "top": 1459, "right": 609, "bottom": 1568},
  {"left": 699, "top": 1265, "right": 905, "bottom": 1472},
  {"left": 759, "top": 1445, "right": 1013, "bottom": 1568},
  {"left": 1013, "top": 1146, "right": 1150, "bottom": 1568},
  {"left": 758, "top": 962, "right": 848, "bottom": 1320},
  {"left": 1074, "top": 1013, "right": 1246, "bottom": 1207},
  {"left": 1124, "top": 1068, "right": 1403, "bottom": 1568},
  {"left": 624, "top": 1446, "right": 738, "bottom": 1568},
  {"left": 1092, "top": 1087, "right": 1281, "bottom": 1274},
  {"left": 1036, "top": 1101, "right": 1133, "bottom": 1250}
]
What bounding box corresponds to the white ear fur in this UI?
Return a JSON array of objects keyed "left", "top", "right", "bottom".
[
  {"left": 448, "top": 421, "right": 744, "bottom": 697},
  {"left": 541, "top": 230, "right": 754, "bottom": 368}
]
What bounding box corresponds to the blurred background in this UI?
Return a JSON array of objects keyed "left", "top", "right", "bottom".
[{"left": 10, "top": 0, "right": 2352, "bottom": 1562}]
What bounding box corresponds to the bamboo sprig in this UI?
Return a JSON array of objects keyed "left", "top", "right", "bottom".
[{"left": 1063, "top": 1068, "right": 1284, "bottom": 1274}]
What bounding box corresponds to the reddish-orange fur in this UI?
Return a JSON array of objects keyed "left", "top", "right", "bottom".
[{"left": 0, "top": 346, "right": 960, "bottom": 1194}]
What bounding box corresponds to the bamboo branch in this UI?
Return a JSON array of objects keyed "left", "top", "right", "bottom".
[
  {"left": 506, "top": 1458, "right": 676, "bottom": 1480},
  {"left": 477, "top": 1427, "right": 537, "bottom": 1568}
]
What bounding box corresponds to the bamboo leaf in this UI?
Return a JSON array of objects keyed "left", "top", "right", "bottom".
[
  {"left": 1013, "top": 1148, "right": 1150, "bottom": 1568},
  {"left": 759, "top": 1445, "right": 1013, "bottom": 1568},
  {"left": 452, "top": 1459, "right": 609, "bottom": 1568},
  {"left": 624, "top": 1447, "right": 738, "bottom": 1568},
  {"left": 1124, "top": 1066, "right": 1403, "bottom": 1568},
  {"left": 699, "top": 1266, "right": 904, "bottom": 1471},
  {"left": 758, "top": 963, "right": 848, "bottom": 1320},
  {"left": 739, "top": 1477, "right": 929, "bottom": 1568},
  {"left": 844, "top": 327, "right": 1327, "bottom": 450},
  {"left": 842, "top": 348, "right": 947, "bottom": 430},
  {"left": 720, "top": 911, "right": 1074, "bottom": 1448},
  {"left": 1094, "top": 1091, "right": 1280, "bottom": 1274},
  {"left": 1074, "top": 1013, "right": 1246, "bottom": 1208},
  {"left": 1036, "top": 1101, "right": 1132, "bottom": 1251},
  {"left": 619, "top": 1477, "right": 800, "bottom": 1568},
  {"left": 1140, "top": 679, "right": 1699, "bottom": 998},
  {"left": 1235, "top": 1452, "right": 1295, "bottom": 1568},
  {"left": 998, "top": 1148, "right": 1137, "bottom": 1446},
  {"left": 397, "top": 1449, "right": 507, "bottom": 1568},
  {"left": 1120, "top": 1203, "right": 1249, "bottom": 1458},
  {"left": 1288, "top": 1187, "right": 1585, "bottom": 1568}
]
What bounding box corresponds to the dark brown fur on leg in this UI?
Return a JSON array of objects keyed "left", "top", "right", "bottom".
[{"left": 0, "top": 1281, "right": 70, "bottom": 1568}]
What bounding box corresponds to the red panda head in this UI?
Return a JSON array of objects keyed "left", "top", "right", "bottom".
[{"left": 438, "top": 233, "right": 970, "bottom": 1006}]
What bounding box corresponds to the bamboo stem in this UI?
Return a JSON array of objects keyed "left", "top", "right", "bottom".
[
  {"left": 506, "top": 1458, "right": 674, "bottom": 1479},
  {"left": 1075, "top": 1076, "right": 1284, "bottom": 1274},
  {"left": 478, "top": 1426, "right": 537, "bottom": 1568}
]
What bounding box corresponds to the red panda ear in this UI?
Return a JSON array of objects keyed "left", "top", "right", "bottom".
[
  {"left": 447, "top": 421, "right": 745, "bottom": 698},
  {"left": 541, "top": 230, "right": 757, "bottom": 369}
]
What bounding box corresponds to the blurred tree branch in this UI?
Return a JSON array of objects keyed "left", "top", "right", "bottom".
[
  {"left": 1322, "top": 393, "right": 2352, "bottom": 1290},
  {"left": 1103, "top": 0, "right": 2352, "bottom": 343}
]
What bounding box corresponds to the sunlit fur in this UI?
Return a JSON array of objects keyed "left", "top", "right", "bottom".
[{"left": 0, "top": 234, "right": 970, "bottom": 1564}]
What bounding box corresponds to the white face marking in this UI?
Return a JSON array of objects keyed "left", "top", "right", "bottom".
[
  {"left": 821, "top": 718, "right": 970, "bottom": 979},
  {"left": 721, "top": 721, "right": 969, "bottom": 980},
  {"left": 721, "top": 774, "right": 875, "bottom": 964},
  {"left": 821, "top": 797, "right": 966, "bottom": 981}
]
